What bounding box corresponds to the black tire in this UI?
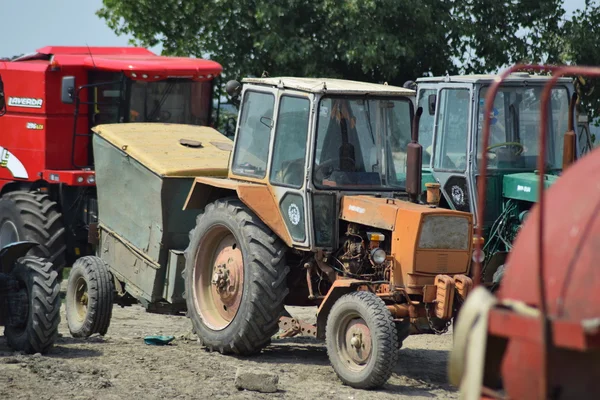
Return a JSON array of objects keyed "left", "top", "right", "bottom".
[
  {"left": 0, "top": 191, "right": 66, "bottom": 270},
  {"left": 183, "top": 198, "right": 289, "bottom": 355},
  {"left": 326, "top": 291, "right": 398, "bottom": 389},
  {"left": 65, "top": 256, "right": 114, "bottom": 337},
  {"left": 4, "top": 256, "right": 61, "bottom": 354}
]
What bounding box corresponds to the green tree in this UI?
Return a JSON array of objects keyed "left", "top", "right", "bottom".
[{"left": 97, "top": 0, "right": 565, "bottom": 85}]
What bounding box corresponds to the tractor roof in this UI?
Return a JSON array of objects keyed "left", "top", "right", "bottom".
[
  {"left": 243, "top": 77, "right": 415, "bottom": 96},
  {"left": 7, "top": 46, "right": 222, "bottom": 82},
  {"left": 416, "top": 73, "right": 573, "bottom": 84}
]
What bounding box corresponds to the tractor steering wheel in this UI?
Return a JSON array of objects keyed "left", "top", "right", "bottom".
[
  {"left": 314, "top": 157, "right": 356, "bottom": 182},
  {"left": 486, "top": 142, "right": 524, "bottom": 156}
]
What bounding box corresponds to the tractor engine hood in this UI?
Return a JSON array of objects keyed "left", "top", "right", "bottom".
[
  {"left": 340, "top": 196, "right": 474, "bottom": 287},
  {"left": 502, "top": 172, "right": 559, "bottom": 203}
]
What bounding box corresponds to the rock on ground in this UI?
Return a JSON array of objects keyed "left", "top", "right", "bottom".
[{"left": 234, "top": 367, "right": 279, "bottom": 393}]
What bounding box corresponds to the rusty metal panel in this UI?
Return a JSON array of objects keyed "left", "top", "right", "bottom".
[
  {"left": 93, "top": 134, "right": 202, "bottom": 268},
  {"left": 99, "top": 226, "right": 164, "bottom": 303},
  {"left": 340, "top": 196, "right": 398, "bottom": 231},
  {"left": 162, "top": 250, "right": 186, "bottom": 305}
]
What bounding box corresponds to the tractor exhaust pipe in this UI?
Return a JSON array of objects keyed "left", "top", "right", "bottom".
[
  {"left": 406, "top": 106, "right": 423, "bottom": 203},
  {"left": 562, "top": 92, "right": 578, "bottom": 171}
]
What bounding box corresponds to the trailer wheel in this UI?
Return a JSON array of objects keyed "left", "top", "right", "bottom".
[
  {"left": 4, "top": 257, "right": 61, "bottom": 354},
  {"left": 66, "top": 256, "right": 114, "bottom": 337},
  {"left": 326, "top": 291, "right": 398, "bottom": 389},
  {"left": 184, "top": 198, "right": 289, "bottom": 355},
  {"left": 1, "top": 191, "right": 66, "bottom": 271}
]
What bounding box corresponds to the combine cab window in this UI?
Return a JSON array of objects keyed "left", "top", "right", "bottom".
[
  {"left": 88, "top": 72, "right": 123, "bottom": 126},
  {"left": 270, "top": 96, "right": 311, "bottom": 188},
  {"left": 232, "top": 91, "right": 275, "bottom": 178},
  {"left": 129, "top": 80, "right": 212, "bottom": 126},
  {"left": 433, "top": 89, "right": 469, "bottom": 171}
]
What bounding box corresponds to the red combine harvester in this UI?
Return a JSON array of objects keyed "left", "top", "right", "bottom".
[
  {"left": 449, "top": 64, "right": 600, "bottom": 399},
  {"left": 0, "top": 47, "right": 222, "bottom": 269}
]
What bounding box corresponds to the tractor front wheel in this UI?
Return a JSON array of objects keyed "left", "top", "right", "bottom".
[
  {"left": 326, "top": 291, "right": 398, "bottom": 389},
  {"left": 4, "top": 257, "right": 61, "bottom": 354},
  {"left": 66, "top": 256, "right": 114, "bottom": 337},
  {"left": 184, "top": 198, "right": 289, "bottom": 355}
]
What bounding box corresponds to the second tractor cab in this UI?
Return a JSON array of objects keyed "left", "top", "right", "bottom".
[
  {"left": 66, "top": 77, "right": 477, "bottom": 389},
  {"left": 413, "top": 73, "right": 588, "bottom": 288},
  {"left": 0, "top": 46, "right": 222, "bottom": 271}
]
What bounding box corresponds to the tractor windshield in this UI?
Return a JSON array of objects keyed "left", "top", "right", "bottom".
[
  {"left": 313, "top": 96, "right": 412, "bottom": 190},
  {"left": 129, "top": 79, "right": 213, "bottom": 125},
  {"left": 476, "top": 85, "right": 570, "bottom": 171}
]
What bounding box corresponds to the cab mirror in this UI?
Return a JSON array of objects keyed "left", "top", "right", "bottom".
[
  {"left": 61, "top": 76, "right": 76, "bottom": 104},
  {"left": 428, "top": 94, "right": 436, "bottom": 116},
  {"left": 0, "top": 75, "right": 6, "bottom": 112}
]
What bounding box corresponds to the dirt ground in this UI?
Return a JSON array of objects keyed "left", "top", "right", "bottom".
[{"left": 1, "top": 301, "right": 457, "bottom": 400}]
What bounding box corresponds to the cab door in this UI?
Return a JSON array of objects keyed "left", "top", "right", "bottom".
[
  {"left": 425, "top": 83, "right": 474, "bottom": 213},
  {"left": 267, "top": 92, "right": 313, "bottom": 249}
]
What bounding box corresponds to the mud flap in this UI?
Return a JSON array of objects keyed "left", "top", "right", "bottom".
[{"left": 0, "top": 241, "right": 39, "bottom": 274}]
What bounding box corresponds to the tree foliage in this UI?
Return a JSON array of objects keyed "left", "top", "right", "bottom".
[{"left": 97, "top": 0, "right": 566, "bottom": 85}]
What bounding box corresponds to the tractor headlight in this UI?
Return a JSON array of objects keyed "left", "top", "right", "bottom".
[
  {"left": 87, "top": 175, "right": 95, "bottom": 184},
  {"left": 472, "top": 249, "right": 485, "bottom": 263},
  {"left": 370, "top": 248, "right": 387, "bottom": 264}
]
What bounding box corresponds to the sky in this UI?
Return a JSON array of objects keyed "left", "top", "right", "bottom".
[{"left": 0, "top": 0, "right": 591, "bottom": 59}]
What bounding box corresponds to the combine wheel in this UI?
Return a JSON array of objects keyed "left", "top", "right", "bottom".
[
  {"left": 66, "top": 256, "right": 114, "bottom": 337},
  {"left": 0, "top": 191, "right": 66, "bottom": 271},
  {"left": 184, "top": 198, "right": 289, "bottom": 355},
  {"left": 4, "top": 257, "right": 61, "bottom": 354},
  {"left": 326, "top": 291, "right": 398, "bottom": 389}
]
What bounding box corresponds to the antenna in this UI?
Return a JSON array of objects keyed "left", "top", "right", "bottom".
[{"left": 86, "top": 43, "right": 97, "bottom": 69}]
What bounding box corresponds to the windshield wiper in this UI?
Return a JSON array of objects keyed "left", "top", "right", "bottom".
[{"left": 147, "top": 81, "right": 175, "bottom": 121}]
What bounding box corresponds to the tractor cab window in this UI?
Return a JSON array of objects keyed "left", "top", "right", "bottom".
[
  {"left": 270, "top": 96, "right": 311, "bottom": 188},
  {"left": 433, "top": 88, "right": 470, "bottom": 171},
  {"left": 129, "top": 79, "right": 212, "bottom": 126},
  {"left": 232, "top": 91, "right": 275, "bottom": 178},
  {"left": 313, "top": 96, "right": 411, "bottom": 190},
  {"left": 476, "top": 86, "right": 569, "bottom": 170},
  {"left": 417, "top": 89, "right": 437, "bottom": 168}
]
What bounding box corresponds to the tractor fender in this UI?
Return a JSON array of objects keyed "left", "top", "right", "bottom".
[
  {"left": 0, "top": 241, "right": 39, "bottom": 274},
  {"left": 315, "top": 278, "right": 366, "bottom": 339},
  {"left": 183, "top": 177, "right": 293, "bottom": 246}
]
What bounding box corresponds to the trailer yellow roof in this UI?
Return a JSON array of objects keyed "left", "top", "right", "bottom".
[{"left": 92, "top": 123, "right": 232, "bottom": 177}]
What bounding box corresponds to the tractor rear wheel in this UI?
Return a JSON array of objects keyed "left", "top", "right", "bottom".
[
  {"left": 184, "top": 198, "right": 289, "bottom": 355},
  {"left": 326, "top": 291, "right": 398, "bottom": 389},
  {"left": 0, "top": 191, "right": 66, "bottom": 271},
  {"left": 4, "top": 256, "right": 61, "bottom": 354},
  {"left": 65, "top": 256, "right": 114, "bottom": 337}
]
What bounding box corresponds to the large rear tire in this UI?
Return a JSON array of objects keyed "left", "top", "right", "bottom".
[
  {"left": 326, "top": 291, "right": 398, "bottom": 389},
  {"left": 0, "top": 191, "right": 66, "bottom": 270},
  {"left": 183, "top": 198, "right": 289, "bottom": 355},
  {"left": 4, "top": 256, "right": 61, "bottom": 354},
  {"left": 65, "top": 256, "right": 114, "bottom": 337}
]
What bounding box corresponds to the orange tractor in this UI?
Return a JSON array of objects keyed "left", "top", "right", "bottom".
[
  {"left": 66, "top": 77, "right": 478, "bottom": 389},
  {"left": 449, "top": 65, "right": 600, "bottom": 399}
]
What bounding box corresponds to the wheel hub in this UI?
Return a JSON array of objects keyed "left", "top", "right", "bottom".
[
  {"left": 195, "top": 228, "right": 244, "bottom": 330},
  {"left": 344, "top": 318, "right": 372, "bottom": 365}
]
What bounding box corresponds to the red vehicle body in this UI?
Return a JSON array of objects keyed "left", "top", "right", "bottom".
[{"left": 0, "top": 46, "right": 222, "bottom": 268}]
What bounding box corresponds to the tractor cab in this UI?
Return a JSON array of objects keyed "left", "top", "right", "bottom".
[
  {"left": 415, "top": 73, "right": 585, "bottom": 280},
  {"left": 224, "top": 77, "right": 418, "bottom": 249}
]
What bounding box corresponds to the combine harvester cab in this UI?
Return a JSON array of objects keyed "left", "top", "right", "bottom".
[
  {"left": 67, "top": 76, "right": 479, "bottom": 390},
  {"left": 412, "top": 73, "right": 593, "bottom": 289},
  {"left": 449, "top": 65, "right": 600, "bottom": 400},
  {"left": 0, "top": 47, "right": 222, "bottom": 272}
]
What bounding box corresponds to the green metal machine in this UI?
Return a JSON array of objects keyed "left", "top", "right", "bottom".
[{"left": 408, "top": 73, "right": 591, "bottom": 287}]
